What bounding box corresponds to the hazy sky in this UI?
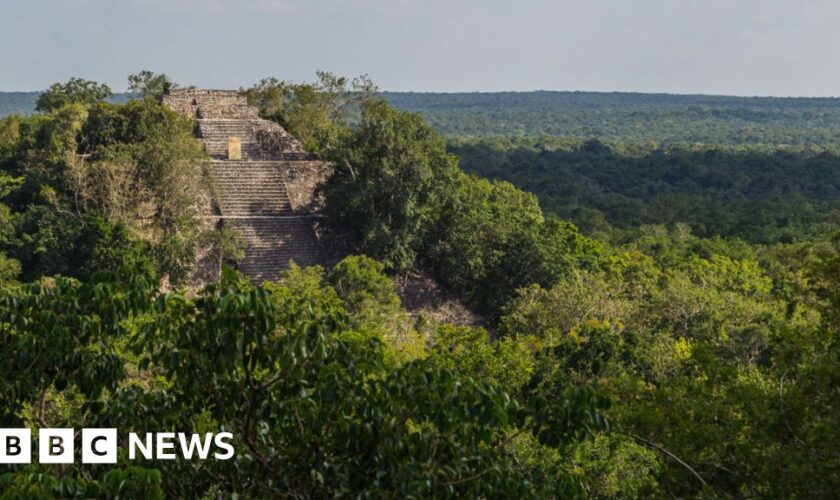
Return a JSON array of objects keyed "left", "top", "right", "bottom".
[{"left": 1, "top": 0, "right": 838, "bottom": 96}]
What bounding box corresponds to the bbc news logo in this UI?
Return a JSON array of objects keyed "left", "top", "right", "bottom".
[{"left": 0, "top": 429, "right": 235, "bottom": 464}]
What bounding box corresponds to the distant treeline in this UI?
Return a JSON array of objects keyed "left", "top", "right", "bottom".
[
  {"left": 6, "top": 90, "right": 840, "bottom": 147},
  {"left": 0, "top": 91, "right": 131, "bottom": 116},
  {"left": 384, "top": 91, "right": 840, "bottom": 147}
]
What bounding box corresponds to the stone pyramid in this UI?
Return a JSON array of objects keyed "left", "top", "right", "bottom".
[{"left": 163, "top": 89, "right": 330, "bottom": 282}]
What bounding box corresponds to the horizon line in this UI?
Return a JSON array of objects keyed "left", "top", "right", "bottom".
[{"left": 2, "top": 88, "right": 840, "bottom": 100}]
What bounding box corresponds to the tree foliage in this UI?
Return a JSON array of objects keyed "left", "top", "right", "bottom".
[
  {"left": 0, "top": 84, "right": 209, "bottom": 285},
  {"left": 0, "top": 263, "right": 609, "bottom": 498},
  {"left": 2, "top": 74, "right": 840, "bottom": 497},
  {"left": 127, "top": 71, "right": 177, "bottom": 100},
  {"left": 35, "top": 78, "right": 112, "bottom": 113},
  {"left": 453, "top": 138, "right": 840, "bottom": 243},
  {"left": 324, "top": 100, "right": 460, "bottom": 271}
]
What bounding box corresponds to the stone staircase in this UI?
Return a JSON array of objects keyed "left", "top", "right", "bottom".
[
  {"left": 198, "top": 120, "right": 263, "bottom": 159},
  {"left": 210, "top": 160, "right": 293, "bottom": 216},
  {"left": 163, "top": 89, "right": 327, "bottom": 282},
  {"left": 228, "top": 218, "right": 322, "bottom": 281}
]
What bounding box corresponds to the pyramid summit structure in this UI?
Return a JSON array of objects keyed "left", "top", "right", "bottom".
[{"left": 163, "top": 88, "right": 330, "bottom": 282}]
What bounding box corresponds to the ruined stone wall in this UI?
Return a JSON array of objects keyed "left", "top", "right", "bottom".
[
  {"left": 254, "top": 123, "right": 308, "bottom": 157},
  {"left": 162, "top": 89, "right": 258, "bottom": 119},
  {"left": 279, "top": 161, "right": 333, "bottom": 213}
]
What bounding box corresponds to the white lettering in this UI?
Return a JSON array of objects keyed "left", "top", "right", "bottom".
[
  {"left": 178, "top": 433, "right": 214, "bottom": 459},
  {"left": 213, "top": 432, "right": 234, "bottom": 460},
  {"left": 156, "top": 432, "right": 176, "bottom": 459},
  {"left": 128, "top": 433, "right": 154, "bottom": 460}
]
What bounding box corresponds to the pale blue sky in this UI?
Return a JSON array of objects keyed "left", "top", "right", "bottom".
[{"left": 1, "top": 0, "right": 838, "bottom": 96}]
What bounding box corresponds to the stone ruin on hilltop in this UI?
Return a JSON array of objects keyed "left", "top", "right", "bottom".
[
  {"left": 162, "top": 89, "right": 483, "bottom": 327},
  {"left": 162, "top": 88, "right": 331, "bottom": 283}
]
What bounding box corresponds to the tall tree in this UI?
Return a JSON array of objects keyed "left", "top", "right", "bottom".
[
  {"left": 324, "top": 99, "right": 459, "bottom": 271},
  {"left": 35, "top": 77, "right": 112, "bottom": 113},
  {"left": 127, "top": 70, "right": 177, "bottom": 100}
]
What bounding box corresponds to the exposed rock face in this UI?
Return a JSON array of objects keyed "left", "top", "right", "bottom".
[{"left": 163, "top": 89, "right": 330, "bottom": 283}]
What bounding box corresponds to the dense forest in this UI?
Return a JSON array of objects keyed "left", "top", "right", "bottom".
[
  {"left": 384, "top": 91, "right": 840, "bottom": 147},
  {"left": 452, "top": 138, "right": 840, "bottom": 243},
  {"left": 0, "top": 74, "right": 839, "bottom": 498}
]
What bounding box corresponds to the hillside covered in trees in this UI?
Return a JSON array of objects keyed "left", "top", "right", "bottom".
[{"left": 1, "top": 74, "right": 839, "bottom": 498}]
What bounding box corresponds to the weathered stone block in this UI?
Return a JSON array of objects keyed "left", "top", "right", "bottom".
[{"left": 227, "top": 137, "right": 242, "bottom": 160}]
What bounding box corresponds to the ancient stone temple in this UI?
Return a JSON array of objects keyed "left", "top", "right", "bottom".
[{"left": 162, "top": 89, "right": 330, "bottom": 282}]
